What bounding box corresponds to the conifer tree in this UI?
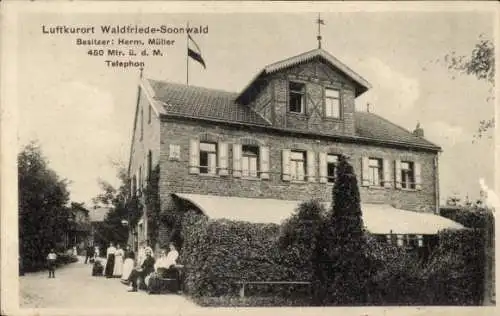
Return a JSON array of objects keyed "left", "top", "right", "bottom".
[{"left": 315, "top": 155, "right": 369, "bottom": 305}]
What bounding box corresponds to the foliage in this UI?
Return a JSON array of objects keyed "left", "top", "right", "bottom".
[
  {"left": 420, "top": 229, "right": 485, "bottom": 305},
  {"left": 92, "top": 164, "right": 131, "bottom": 247},
  {"left": 278, "top": 199, "right": 327, "bottom": 283},
  {"left": 181, "top": 213, "right": 305, "bottom": 297},
  {"left": 191, "top": 295, "right": 311, "bottom": 307},
  {"left": 18, "top": 142, "right": 71, "bottom": 272},
  {"left": 440, "top": 205, "right": 494, "bottom": 229},
  {"left": 315, "top": 155, "right": 370, "bottom": 305},
  {"left": 442, "top": 36, "right": 495, "bottom": 141},
  {"left": 144, "top": 165, "right": 161, "bottom": 248}
]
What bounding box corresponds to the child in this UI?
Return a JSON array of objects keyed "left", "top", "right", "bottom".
[{"left": 47, "top": 249, "right": 57, "bottom": 278}]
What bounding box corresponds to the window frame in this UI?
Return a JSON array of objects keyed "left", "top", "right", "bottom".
[
  {"left": 290, "top": 150, "right": 306, "bottom": 182},
  {"left": 401, "top": 161, "right": 416, "bottom": 189},
  {"left": 199, "top": 142, "right": 218, "bottom": 175},
  {"left": 241, "top": 145, "right": 260, "bottom": 178},
  {"left": 326, "top": 153, "right": 340, "bottom": 183},
  {"left": 368, "top": 157, "right": 384, "bottom": 187},
  {"left": 324, "top": 88, "right": 342, "bottom": 119},
  {"left": 288, "top": 81, "right": 306, "bottom": 114}
]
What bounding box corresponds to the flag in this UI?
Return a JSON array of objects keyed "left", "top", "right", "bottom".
[{"left": 188, "top": 34, "right": 206, "bottom": 69}]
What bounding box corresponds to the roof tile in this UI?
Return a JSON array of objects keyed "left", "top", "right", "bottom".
[{"left": 148, "top": 79, "right": 440, "bottom": 150}]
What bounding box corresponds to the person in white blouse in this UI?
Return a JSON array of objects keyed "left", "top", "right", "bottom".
[
  {"left": 104, "top": 242, "right": 117, "bottom": 278},
  {"left": 145, "top": 243, "right": 181, "bottom": 291}
]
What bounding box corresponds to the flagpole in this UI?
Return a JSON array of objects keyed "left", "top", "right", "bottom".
[{"left": 186, "top": 22, "right": 189, "bottom": 86}]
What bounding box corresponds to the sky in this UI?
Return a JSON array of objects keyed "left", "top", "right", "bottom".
[{"left": 15, "top": 8, "right": 496, "bottom": 206}]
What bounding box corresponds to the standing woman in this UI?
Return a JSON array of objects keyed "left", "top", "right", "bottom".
[
  {"left": 113, "top": 244, "right": 124, "bottom": 278},
  {"left": 104, "top": 242, "right": 116, "bottom": 278},
  {"left": 121, "top": 245, "right": 135, "bottom": 283}
]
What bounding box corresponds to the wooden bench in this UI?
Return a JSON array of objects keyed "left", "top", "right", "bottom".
[
  {"left": 146, "top": 265, "right": 184, "bottom": 295},
  {"left": 235, "top": 281, "right": 311, "bottom": 298}
]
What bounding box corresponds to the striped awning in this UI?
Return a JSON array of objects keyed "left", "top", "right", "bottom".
[{"left": 172, "top": 193, "right": 465, "bottom": 235}]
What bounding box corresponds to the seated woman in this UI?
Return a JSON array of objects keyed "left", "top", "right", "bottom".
[
  {"left": 125, "top": 248, "right": 155, "bottom": 292},
  {"left": 146, "top": 243, "right": 181, "bottom": 293}
]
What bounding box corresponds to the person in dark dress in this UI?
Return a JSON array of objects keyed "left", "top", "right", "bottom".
[
  {"left": 85, "top": 245, "right": 94, "bottom": 264},
  {"left": 126, "top": 248, "right": 155, "bottom": 292},
  {"left": 104, "top": 242, "right": 116, "bottom": 278}
]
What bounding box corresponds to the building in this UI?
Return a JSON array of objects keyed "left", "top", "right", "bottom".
[
  {"left": 127, "top": 47, "right": 464, "bottom": 252},
  {"left": 64, "top": 203, "right": 91, "bottom": 252},
  {"left": 87, "top": 206, "right": 110, "bottom": 254}
]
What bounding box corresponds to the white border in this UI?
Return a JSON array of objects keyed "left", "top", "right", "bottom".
[{"left": 1, "top": 1, "right": 498, "bottom": 316}]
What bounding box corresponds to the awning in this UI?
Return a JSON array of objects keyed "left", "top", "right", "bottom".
[{"left": 173, "top": 193, "right": 465, "bottom": 235}]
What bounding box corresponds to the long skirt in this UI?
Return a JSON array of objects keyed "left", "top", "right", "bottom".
[
  {"left": 113, "top": 255, "right": 123, "bottom": 277},
  {"left": 121, "top": 258, "right": 134, "bottom": 281},
  {"left": 104, "top": 254, "right": 115, "bottom": 277}
]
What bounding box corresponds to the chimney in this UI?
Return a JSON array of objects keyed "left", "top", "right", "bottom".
[{"left": 413, "top": 121, "right": 424, "bottom": 137}]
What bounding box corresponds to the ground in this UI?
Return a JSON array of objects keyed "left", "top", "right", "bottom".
[{"left": 19, "top": 256, "right": 199, "bottom": 310}]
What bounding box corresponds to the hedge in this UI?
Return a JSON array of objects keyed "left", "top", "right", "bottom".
[
  {"left": 20, "top": 252, "right": 78, "bottom": 273},
  {"left": 365, "top": 228, "right": 485, "bottom": 305},
  {"left": 181, "top": 215, "right": 287, "bottom": 296},
  {"left": 180, "top": 206, "right": 321, "bottom": 298}
]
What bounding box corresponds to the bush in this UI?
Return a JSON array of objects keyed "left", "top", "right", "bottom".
[
  {"left": 440, "top": 206, "right": 494, "bottom": 229},
  {"left": 181, "top": 215, "right": 287, "bottom": 297},
  {"left": 364, "top": 229, "right": 486, "bottom": 306},
  {"left": 420, "top": 229, "right": 485, "bottom": 305},
  {"left": 180, "top": 208, "right": 320, "bottom": 298},
  {"left": 278, "top": 199, "right": 327, "bottom": 283}
]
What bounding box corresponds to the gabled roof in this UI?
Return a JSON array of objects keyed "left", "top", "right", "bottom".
[
  {"left": 237, "top": 48, "right": 372, "bottom": 104},
  {"left": 146, "top": 79, "right": 440, "bottom": 151},
  {"left": 354, "top": 112, "right": 440, "bottom": 149},
  {"left": 147, "top": 79, "right": 271, "bottom": 126},
  {"left": 88, "top": 207, "right": 110, "bottom": 222}
]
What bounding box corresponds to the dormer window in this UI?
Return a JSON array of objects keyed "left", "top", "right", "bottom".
[
  {"left": 325, "top": 88, "right": 341, "bottom": 118},
  {"left": 289, "top": 82, "right": 305, "bottom": 113}
]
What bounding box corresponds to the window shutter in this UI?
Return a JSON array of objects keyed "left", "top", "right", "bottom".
[
  {"left": 361, "top": 156, "right": 370, "bottom": 186},
  {"left": 232, "top": 143, "right": 242, "bottom": 178},
  {"left": 383, "top": 159, "right": 392, "bottom": 188},
  {"left": 319, "top": 152, "right": 327, "bottom": 183},
  {"left": 414, "top": 162, "right": 422, "bottom": 190},
  {"left": 282, "top": 149, "right": 291, "bottom": 181},
  {"left": 394, "top": 160, "right": 402, "bottom": 189},
  {"left": 307, "top": 151, "right": 316, "bottom": 182},
  {"left": 189, "top": 139, "right": 199, "bottom": 174},
  {"left": 259, "top": 146, "right": 270, "bottom": 180},
  {"left": 218, "top": 142, "right": 229, "bottom": 176}
]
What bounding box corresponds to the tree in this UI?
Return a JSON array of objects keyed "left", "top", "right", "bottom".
[
  {"left": 18, "top": 141, "right": 71, "bottom": 271},
  {"left": 315, "top": 155, "right": 370, "bottom": 305},
  {"left": 443, "top": 36, "right": 494, "bottom": 141},
  {"left": 92, "top": 164, "right": 131, "bottom": 247}
]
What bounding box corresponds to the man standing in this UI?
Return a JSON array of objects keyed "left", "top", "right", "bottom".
[
  {"left": 85, "top": 244, "right": 94, "bottom": 264},
  {"left": 126, "top": 248, "right": 155, "bottom": 292}
]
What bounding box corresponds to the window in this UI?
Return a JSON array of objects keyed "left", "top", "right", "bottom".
[
  {"left": 199, "top": 142, "right": 217, "bottom": 175},
  {"left": 368, "top": 158, "right": 383, "bottom": 186},
  {"left": 327, "top": 154, "right": 339, "bottom": 183},
  {"left": 401, "top": 161, "right": 415, "bottom": 189},
  {"left": 325, "top": 88, "right": 341, "bottom": 118},
  {"left": 289, "top": 82, "right": 305, "bottom": 113},
  {"left": 242, "top": 145, "right": 259, "bottom": 178},
  {"left": 290, "top": 150, "right": 306, "bottom": 181}
]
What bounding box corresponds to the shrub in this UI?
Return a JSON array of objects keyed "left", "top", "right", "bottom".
[
  {"left": 278, "top": 199, "right": 327, "bottom": 282},
  {"left": 440, "top": 206, "right": 494, "bottom": 229},
  {"left": 180, "top": 209, "right": 319, "bottom": 298},
  {"left": 420, "top": 228, "right": 485, "bottom": 305}
]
